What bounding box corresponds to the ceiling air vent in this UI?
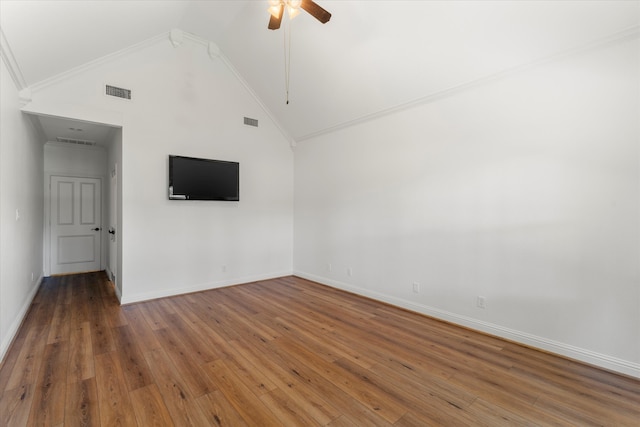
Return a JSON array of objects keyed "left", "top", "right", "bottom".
[
  {"left": 244, "top": 117, "right": 258, "bottom": 127},
  {"left": 105, "top": 84, "right": 132, "bottom": 100},
  {"left": 56, "top": 137, "right": 97, "bottom": 146}
]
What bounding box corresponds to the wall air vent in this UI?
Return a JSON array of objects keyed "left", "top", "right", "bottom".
[
  {"left": 56, "top": 137, "right": 97, "bottom": 146},
  {"left": 105, "top": 84, "right": 132, "bottom": 100},
  {"left": 244, "top": 117, "right": 259, "bottom": 127}
]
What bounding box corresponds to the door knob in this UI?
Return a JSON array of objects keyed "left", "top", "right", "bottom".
[{"left": 92, "top": 227, "right": 101, "bottom": 231}]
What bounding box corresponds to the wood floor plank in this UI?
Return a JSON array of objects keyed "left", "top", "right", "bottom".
[
  {"left": 270, "top": 336, "right": 407, "bottom": 424},
  {"left": 505, "top": 348, "right": 640, "bottom": 411},
  {"left": 65, "top": 378, "right": 100, "bottom": 427},
  {"left": 70, "top": 280, "right": 91, "bottom": 325},
  {"left": 215, "top": 302, "right": 280, "bottom": 343},
  {"left": 202, "top": 359, "right": 283, "bottom": 426},
  {"left": 227, "top": 338, "right": 341, "bottom": 425},
  {"left": 0, "top": 336, "right": 24, "bottom": 392},
  {"left": 162, "top": 312, "right": 218, "bottom": 365},
  {"left": 5, "top": 321, "right": 47, "bottom": 391},
  {"left": 221, "top": 352, "right": 278, "bottom": 397},
  {"left": 262, "top": 315, "right": 341, "bottom": 363},
  {"left": 534, "top": 392, "right": 638, "bottom": 426},
  {"left": 46, "top": 302, "right": 71, "bottom": 344},
  {"left": 102, "top": 298, "right": 129, "bottom": 329},
  {"left": 130, "top": 383, "right": 175, "bottom": 426},
  {"left": 0, "top": 384, "right": 35, "bottom": 427},
  {"left": 259, "top": 387, "right": 323, "bottom": 426},
  {"left": 13, "top": 300, "right": 50, "bottom": 344},
  {"left": 94, "top": 351, "right": 137, "bottom": 426},
  {"left": 366, "top": 360, "right": 476, "bottom": 414},
  {"left": 111, "top": 325, "right": 154, "bottom": 391},
  {"left": 463, "top": 398, "right": 546, "bottom": 427},
  {"left": 163, "top": 297, "right": 232, "bottom": 360},
  {"left": 25, "top": 341, "right": 69, "bottom": 426},
  {"left": 188, "top": 294, "right": 245, "bottom": 342},
  {"left": 335, "top": 357, "right": 479, "bottom": 426},
  {"left": 121, "top": 305, "right": 162, "bottom": 353},
  {"left": 67, "top": 321, "right": 95, "bottom": 383},
  {"left": 269, "top": 347, "right": 393, "bottom": 426},
  {"left": 326, "top": 414, "right": 364, "bottom": 427},
  {"left": 327, "top": 327, "right": 454, "bottom": 381},
  {"left": 509, "top": 363, "right": 640, "bottom": 421},
  {"left": 137, "top": 300, "right": 170, "bottom": 331},
  {"left": 153, "top": 327, "right": 217, "bottom": 397},
  {"left": 88, "top": 306, "right": 115, "bottom": 356},
  {"left": 196, "top": 390, "right": 249, "bottom": 427},
  {"left": 394, "top": 410, "right": 471, "bottom": 427},
  {"left": 27, "top": 376, "right": 66, "bottom": 426},
  {"left": 143, "top": 347, "right": 211, "bottom": 426},
  {"left": 1, "top": 272, "right": 638, "bottom": 426}
]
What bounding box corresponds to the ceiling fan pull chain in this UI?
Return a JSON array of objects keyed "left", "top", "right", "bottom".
[{"left": 284, "top": 17, "right": 292, "bottom": 104}]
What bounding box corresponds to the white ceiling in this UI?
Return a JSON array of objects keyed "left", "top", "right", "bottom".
[{"left": 2, "top": 1, "right": 639, "bottom": 142}]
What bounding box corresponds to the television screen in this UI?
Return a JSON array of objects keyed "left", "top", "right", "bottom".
[{"left": 169, "top": 155, "right": 239, "bottom": 201}]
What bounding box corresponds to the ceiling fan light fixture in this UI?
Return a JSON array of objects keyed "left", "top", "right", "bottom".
[
  {"left": 287, "top": 6, "right": 301, "bottom": 19},
  {"left": 268, "top": 4, "right": 282, "bottom": 18},
  {"left": 267, "top": 0, "right": 330, "bottom": 30}
]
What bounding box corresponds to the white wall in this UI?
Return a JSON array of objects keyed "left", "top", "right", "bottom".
[
  {"left": 0, "top": 57, "right": 44, "bottom": 360},
  {"left": 294, "top": 36, "right": 640, "bottom": 377},
  {"left": 44, "top": 141, "right": 107, "bottom": 176},
  {"left": 43, "top": 141, "right": 108, "bottom": 275},
  {"left": 30, "top": 34, "right": 294, "bottom": 303}
]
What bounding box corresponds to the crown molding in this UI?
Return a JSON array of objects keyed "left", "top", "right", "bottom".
[
  {"left": 297, "top": 24, "right": 640, "bottom": 143},
  {"left": 169, "top": 28, "right": 184, "bottom": 48},
  {"left": 0, "top": 28, "right": 28, "bottom": 90}
]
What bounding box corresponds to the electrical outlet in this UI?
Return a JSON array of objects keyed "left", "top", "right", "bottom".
[
  {"left": 347, "top": 267, "right": 353, "bottom": 277},
  {"left": 412, "top": 282, "right": 420, "bottom": 293},
  {"left": 328, "top": 263, "right": 332, "bottom": 272},
  {"left": 476, "top": 296, "right": 486, "bottom": 309}
]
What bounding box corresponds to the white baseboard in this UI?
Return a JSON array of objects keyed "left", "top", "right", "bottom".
[
  {"left": 120, "top": 270, "right": 293, "bottom": 305},
  {"left": 294, "top": 271, "right": 640, "bottom": 379},
  {"left": 0, "top": 274, "right": 43, "bottom": 364}
]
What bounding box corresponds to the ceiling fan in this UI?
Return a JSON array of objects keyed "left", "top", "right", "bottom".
[{"left": 267, "top": 0, "right": 331, "bottom": 30}]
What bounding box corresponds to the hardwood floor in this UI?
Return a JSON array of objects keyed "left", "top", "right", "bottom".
[{"left": 1, "top": 272, "right": 638, "bottom": 426}]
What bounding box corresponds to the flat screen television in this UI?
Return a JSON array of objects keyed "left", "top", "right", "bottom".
[{"left": 168, "top": 155, "right": 239, "bottom": 201}]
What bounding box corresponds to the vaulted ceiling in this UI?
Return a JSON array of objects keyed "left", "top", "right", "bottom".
[{"left": 2, "top": 1, "right": 638, "bottom": 142}]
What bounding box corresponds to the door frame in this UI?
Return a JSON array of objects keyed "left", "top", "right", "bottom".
[
  {"left": 44, "top": 172, "right": 106, "bottom": 276},
  {"left": 107, "top": 163, "right": 118, "bottom": 283}
]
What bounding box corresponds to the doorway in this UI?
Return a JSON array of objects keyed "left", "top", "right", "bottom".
[
  {"left": 36, "top": 116, "right": 121, "bottom": 282},
  {"left": 20, "top": 110, "right": 122, "bottom": 297}
]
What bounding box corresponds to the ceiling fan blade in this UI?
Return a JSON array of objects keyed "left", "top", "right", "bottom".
[
  {"left": 301, "top": 0, "right": 331, "bottom": 24},
  {"left": 268, "top": 4, "right": 284, "bottom": 30}
]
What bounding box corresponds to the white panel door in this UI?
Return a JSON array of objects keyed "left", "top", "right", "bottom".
[{"left": 51, "top": 176, "right": 102, "bottom": 274}]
